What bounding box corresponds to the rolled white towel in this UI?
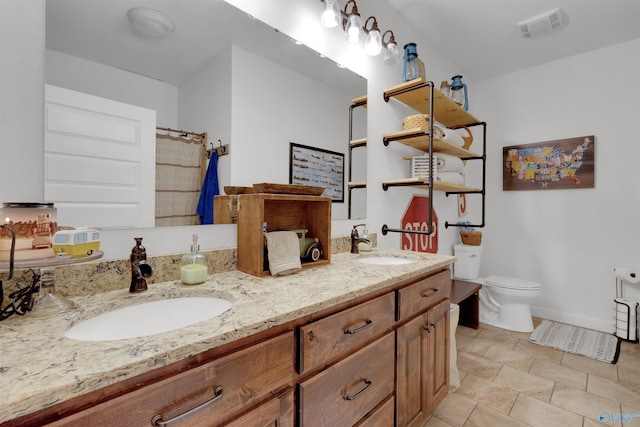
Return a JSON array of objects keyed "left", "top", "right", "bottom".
[
  {"left": 436, "top": 153, "right": 464, "bottom": 172},
  {"left": 434, "top": 124, "right": 465, "bottom": 147},
  {"left": 436, "top": 172, "right": 465, "bottom": 185}
]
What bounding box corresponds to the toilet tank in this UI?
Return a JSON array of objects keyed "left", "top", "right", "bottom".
[{"left": 453, "top": 244, "right": 482, "bottom": 279}]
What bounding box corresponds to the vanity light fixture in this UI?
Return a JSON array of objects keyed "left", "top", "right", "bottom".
[
  {"left": 127, "top": 7, "right": 175, "bottom": 38},
  {"left": 343, "top": 0, "right": 363, "bottom": 44},
  {"left": 321, "top": 0, "right": 342, "bottom": 28},
  {"left": 363, "top": 16, "right": 382, "bottom": 56},
  {"left": 382, "top": 30, "right": 400, "bottom": 65},
  {"left": 319, "top": 0, "right": 400, "bottom": 64}
]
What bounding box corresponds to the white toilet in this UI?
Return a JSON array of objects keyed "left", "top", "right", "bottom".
[{"left": 453, "top": 244, "right": 542, "bottom": 332}]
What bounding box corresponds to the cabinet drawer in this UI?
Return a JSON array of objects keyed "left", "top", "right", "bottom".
[
  {"left": 299, "top": 332, "right": 395, "bottom": 426},
  {"left": 355, "top": 396, "right": 395, "bottom": 427},
  {"left": 225, "top": 389, "right": 294, "bottom": 427},
  {"left": 298, "top": 293, "right": 395, "bottom": 374},
  {"left": 49, "top": 333, "right": 294, "bottom": 427},
  {"left": 397, "top": 270, "right": 451, "bottom": 321}
]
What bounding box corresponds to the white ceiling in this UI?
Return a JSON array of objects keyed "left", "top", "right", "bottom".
[
  {"left": 46, "top": 0, "right": 640, "bottom": 88},
  {"left": 45, "top": 0, "right": 365, "bottom": 94},
  {"left": 386, "top": 0, "right": 640, "bottom": 81}
]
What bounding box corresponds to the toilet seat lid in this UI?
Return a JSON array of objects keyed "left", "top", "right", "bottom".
[{"left": 485, "top": 275, "right": 542, "bottom": 290}]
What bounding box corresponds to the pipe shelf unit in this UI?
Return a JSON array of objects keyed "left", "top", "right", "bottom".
[
  {"left": 381, "top": 78, "right": 487, "bottom": 236},
  {"left": 348, "top": 95, "right": 367, "bottom": 219}
]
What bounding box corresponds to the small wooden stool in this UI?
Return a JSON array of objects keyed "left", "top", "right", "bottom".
[{"left": 451, "top": 280, "right": 482, "bottom": 329}]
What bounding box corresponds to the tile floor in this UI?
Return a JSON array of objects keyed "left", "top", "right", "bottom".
[{"left": 424, "top": 319, "right": 640, "bottom": 427}]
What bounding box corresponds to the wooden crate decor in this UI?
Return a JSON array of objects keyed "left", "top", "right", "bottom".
[{"left": 503, "top": 135, "right": 594, "bottom": 190}]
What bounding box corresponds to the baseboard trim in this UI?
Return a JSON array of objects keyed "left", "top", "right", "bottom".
[{"left": 531, "top": 306, "right": 614, "bottom": 333}]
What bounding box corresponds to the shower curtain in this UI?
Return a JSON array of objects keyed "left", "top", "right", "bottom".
[{"left": 155, "top": 131, "right": 206, "bottom": 227}]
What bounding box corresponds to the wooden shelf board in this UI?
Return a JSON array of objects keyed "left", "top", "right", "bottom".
[
  {"left": 348, "top": 181, "right": 366, "bottom": 189},
  {"left": 384, "top": 129, "right": 479, "bottom": 157},
  {"left": 383, "top": 78, "right": 480, "bottom": 128},
  {"left": 382, "top": 177, "right": 480, "bottom": 193},
  {"left": 351, "top": 95, "right": 367, "bottom": 107},
  {"left": 350, "top": 138, "right": 367, "bottom": 148}
]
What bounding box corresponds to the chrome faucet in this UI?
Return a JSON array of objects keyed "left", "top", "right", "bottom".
[
  {"left": 350, "top": 224, "right": 371, "bottom": 254},
  {"left": 130, "top": 237, "right": 153, "bottom": 293}
]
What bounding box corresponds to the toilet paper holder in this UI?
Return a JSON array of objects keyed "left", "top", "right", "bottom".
[{"left": 614, "top": 267, "right": 639, "bottom": 342}]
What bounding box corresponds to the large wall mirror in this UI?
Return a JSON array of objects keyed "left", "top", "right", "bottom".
[{"left": 44, "top": 0, "right": 367, "bottom": 228}]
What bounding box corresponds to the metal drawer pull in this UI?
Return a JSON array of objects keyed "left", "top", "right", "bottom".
[
  {"left": 344, "top": 319, "right": 373, "bottom": 335},
  {"left": 151, "top": 385, "right": 223, "bottom": 426},
  {"left": 423, "top": 324, "right": 435, "bottom": 333},
  {"left": 343, "top": 379, "right": 372, "bottom": 401},
  {"left": 422, "top": 288, "right": 438, "bottom": 298}
]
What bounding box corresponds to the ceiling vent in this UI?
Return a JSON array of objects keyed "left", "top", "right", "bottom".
[{"left": 517, "top": 8, "right": 565, "bottom": 38}]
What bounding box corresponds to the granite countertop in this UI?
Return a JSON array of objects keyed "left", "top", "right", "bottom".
[{"left": 0, "top": 249, "right": 454, "bottom": 423}]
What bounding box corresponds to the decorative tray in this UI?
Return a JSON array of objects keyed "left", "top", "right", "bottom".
[
  {"left": 223, "top": 186, "right": 254, "bottom": 195},
  {"left": 252, "top": 183, "right": 325, "bottom": 196}
]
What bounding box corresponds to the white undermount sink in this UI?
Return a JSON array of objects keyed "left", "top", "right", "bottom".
[
  {"left": 64, "top": 297, "right": 232, "bottom": 341},
  {"left": 357, "top": 256, "right": 415, "bottom": 266}
]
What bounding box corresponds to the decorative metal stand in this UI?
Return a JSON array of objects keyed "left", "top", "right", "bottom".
[{"left": 614, "top": 272, "right": 639, "bottom": 342}]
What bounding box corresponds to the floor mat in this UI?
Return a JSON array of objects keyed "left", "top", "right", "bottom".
[{"left": 530, "top": 319, "right": 620, "bottom": 364}]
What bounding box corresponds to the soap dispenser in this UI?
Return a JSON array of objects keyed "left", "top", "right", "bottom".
[{"left": 181, "top": 234, "right": 208, "bottom": 285}]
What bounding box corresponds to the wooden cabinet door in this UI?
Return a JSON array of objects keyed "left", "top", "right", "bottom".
[
  {"left": 396, "top": 298, "right": 450, "bottom": 427},
  {"left": 395, "top": 312, "right": 429, "bottom": 427},
  {"left": 426, "top": 299, "right": 450, "bottom": 412}
]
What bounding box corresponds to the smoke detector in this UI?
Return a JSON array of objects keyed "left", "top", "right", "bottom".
[
  {"left": 517, "top": 8, "right": 565, "bottom": 38},
  {"left": 127, "top": 7, "right": 176, "bottom": 38}
]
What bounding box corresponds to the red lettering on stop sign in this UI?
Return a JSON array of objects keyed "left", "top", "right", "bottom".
[{"left": 401, "top": 195, "right": 438, "bottom": 253}]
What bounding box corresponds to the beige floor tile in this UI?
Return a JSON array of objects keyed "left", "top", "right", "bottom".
[
  {"left": 457, "top": 325, "right": 481, "bottom": 338},
  {"left": 483, "top": 345, "right": 534, "bottom": 372},
  {"left": 513, "top": 340, "right": 564, "bottom": 364},
  {"left": 478, "top": 323, "right": 531, "bottom": 343},
  {"left": 587, "top": 374, "right": 640, "bottom": 408},
  {"left": 550, "top": 383, "right": 622, "bottom": 422},
  {"left": 457, "top": 351, "right": 503, "bottom": 380},
  {"left": 457, "top": 336, "right": 494, "bottom": 356},
  {"left": 509, "top": 393, "right": 583, "bottom": 427},
  {"left": 583, "top": 417, "right": 622, "bottom": 427},
  {"left": 456, "top": 333, "right": 477, "bottom": 352},
  {"left": 422, "top": 415, "right": 453, "bottom": 427},
  {"left": 561, "top": 352, "right": 619, "bottom": 382},
  {"left": 620, "top": 402, "right": 640, "bottom": 426},
  {"left": 432, "top": 393, "right": 476, "bottom": 427},
  {"left": 464, "top": 404, "right": 529, "bottom": 427},
  {"left": 475, "top": 328, "right": 521, "bottom": 351},
  {"left": 494, "top": 365, "right": 555, "bottom": 402},
  {"left": 617, "top": 365, "right": 640, "bottom": 395},
  {"left": 457, "top": 374, "right": 519, "bottom": 414},
  {"left": 442, "top": 317, "right": 638, "bottom": 427},
  {"left": 529, "top": 358, "right": 588, "bottom": 391}
]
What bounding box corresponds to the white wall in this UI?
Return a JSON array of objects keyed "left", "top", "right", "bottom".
[
  {"left": 45, "top": 51, "right": 178, "bottom": 127},
  {"left": 229, "top": 45, "right": 355, "bottom": 219},
  {"left": 472, "top": 39, "right": 640, "bottom": 332},
  {"left": 0, "top": 0, "right": 45, "bottom": 203}
]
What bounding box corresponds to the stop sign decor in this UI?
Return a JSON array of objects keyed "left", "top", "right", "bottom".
[{"left": 401, "top": 195, "right": 438, "bottom": 253}]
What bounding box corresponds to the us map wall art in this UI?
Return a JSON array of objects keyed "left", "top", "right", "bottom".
[
  {"left": 289, "top": 143, "right": 344, "bottom": 202},
  {"left": 503, "top": 135, "right": 595, "bottom": 191}
]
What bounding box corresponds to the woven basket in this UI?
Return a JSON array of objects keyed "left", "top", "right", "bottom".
[
  {"left": 460, "top": 231, "right": 482, "bottom": 246},
  {"left": 403, "top": 114, "right": 431, "bottom": 131}
]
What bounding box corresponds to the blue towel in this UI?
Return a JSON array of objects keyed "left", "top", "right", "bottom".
[{"left": 196, "top": 152, "right": 220, "bottom": 224}]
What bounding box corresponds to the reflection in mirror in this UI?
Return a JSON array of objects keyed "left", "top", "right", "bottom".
[{"left": 44, "top": 0, "right": 366, "bottom": 227}]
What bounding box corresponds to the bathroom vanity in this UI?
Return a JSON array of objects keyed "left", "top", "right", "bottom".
[{"left": 0, "top": 250, "right": 454, "bottom": 427}]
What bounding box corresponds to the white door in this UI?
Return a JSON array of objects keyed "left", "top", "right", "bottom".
[{"left": 44, "top": 84, "right": 156, "bottom": 228}]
